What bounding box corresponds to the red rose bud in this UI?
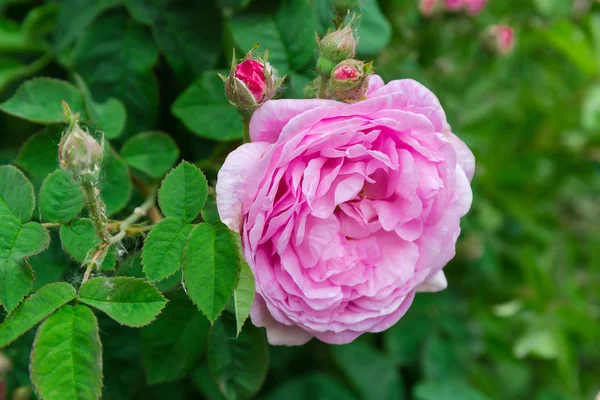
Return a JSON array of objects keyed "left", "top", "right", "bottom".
[
  {"left": 485, "top": 25, "right": 515, "bottom": 55},
  {"left": 420, "top": 0, "right": 441, "bottom": 16},
  {"left": 329, "top": 59, "right": 373, "bottom": 103},
  {"left": 223, "top": 49, "right": 280, "bottom": 117},
  {"left": 317, "top": 22, "right": 357, "bottom": 78}
]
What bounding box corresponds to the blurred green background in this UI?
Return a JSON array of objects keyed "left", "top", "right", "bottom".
[{"left": 1, "top": 0, "right": 599, "bottom": 399}]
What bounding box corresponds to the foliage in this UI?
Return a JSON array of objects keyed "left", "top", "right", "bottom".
[{"left": 0, "top": 0, "right": 598, "bottom": 400}]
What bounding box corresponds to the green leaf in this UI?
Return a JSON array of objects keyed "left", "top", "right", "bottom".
[
  {"left": 208, "top": 317, "right": 268, "bottom": 400},
  {"left": 78, "top": 277, "right": 167, "bottom": 327},
  {"left": 183, "top": 222, "right": 240, "bottom": 322},
  {"left": 0, "top": 16, "right": 42, "bottom": 52},
  {"left": 142, "top": 217, "right": 193, "bottom": 282},
  {"left": 74, "top": 74, "right": 127, "bottom": 139},
  {"left": 158, "top": 161, "right": 207, "bottom": 223},
  {"left": 227, "top": 0, "right": 317, "bottom": 73},
  {"left": 30, "top": 305, "right": 102, "bottom": 400},
  {"left": 72, "top": 11, "right": 159, "bottom": 136},
  {"left": 15, "top": 125, "right": 63, "bottom": 180},
  {"left": 514, "top": 329, "right": 559, "bottom": 360},
  {"left": 355, "top": 0, "right": 392, "bottom": 57},
  {"left": 0, "top": 216, "right": 49, "bottom": 312},
  {"left": 126, "top": 0, "right": 222, "bottom": 84},
  {"left": 0, "top": 78, "right": 85, "bottom": 124},
  {"left": 29, "top": 231, "right": 70, "bottom": 291},
  {"left": 0, "top": 165, "right": 35, "bottom": 222},
  {"left": 59, "top": 219, "right": 116, "bottom": 270},
  {"left": 414, "top": 379, "right": 491, "bottom": 400},
  {"left": 201, "top": 192, "right": 220, "bottom": 224},
  {"left": 0, "top": 282, "right": 76, "bottom": 348},
  {"left": 141, "top": 291, "right": 210, "bottom": 384},
  {"left": 101, "top": 146, "right": 132, "bottom": 216},
  {"left": 233, "top": 258, "right": 255, "bottom": 336},
  {"left": 191, "top": 363, "right": 228, "bottom": 400},
  {"left": 172, "top": 72, "right": 243, "bottom": 141},
  {"left": 545, "top": 20, "right": 596, "bottom": 77},
  {"left": 332, "top": 341, "right": 404, "bottom": 400},
  {"left": 120, "top": 132, "right": 180, "bottom": 179},
  {"left": 264, "top": 374, "right": 358, "bottom": 400},
  {"left": 422, "top": 335, "right": 463, "bottom": 381},
  {"left": 39, "top": 169, "right": 84, "bottom": 223}
]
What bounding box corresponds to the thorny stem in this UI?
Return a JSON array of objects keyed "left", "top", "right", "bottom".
[
  {"left": 81, "top": 181, "right": 111, "bottom": 244},
  {"left": 109, "top": 191, "right": 156, "bottom": 244}
]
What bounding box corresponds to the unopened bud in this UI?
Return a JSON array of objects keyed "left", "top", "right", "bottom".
[
  {"left": 484, "top": 25, "right": 515, "bottom": 55},
  {"left": 444, "top": 0, "right": 464, "bottom": 11},
  {"left": 420, "top": 0, "right": 441, "bottom": 16},
  {"left": 317, "top": 22, "right": 357, "bottom": 78},
  {"left": 466, "top": 0, "right": 487, "bottom": 14},
  {"left": 58, "top": 102, "right": 104, "bottom": 182},
  {"left": 329, "top": 59, "right": 373, "bottom": 103},
  {"left": 222, "top": 48, "right": 281, "bottom": 117}
]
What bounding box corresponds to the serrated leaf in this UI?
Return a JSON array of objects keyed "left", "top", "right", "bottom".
[
  {"left": 15, "top": 125, "right": 63, "bottom": 179},
  {"left": 233, "top": 259, "right": 254, "bottom": 336},
  {"left": 121, "top": 132, "right": 180, "bottom": 178},
  {"left": 208, "top": 317, "right": 268, "bottom": 400},
  {"left": 141, "top": 291, "right": 210, "bottom": 384},
  {"left": 39, "top": 169, "right": 84, "bottom": 223},
  {"left": 142, "top": 217, "right": 193, "bottom": 282},
  {"left": 182, "top": 222, "right": 240, "bottom": 322},
  {"left": 0, "top": 216, "right": 49, "bottom": 312},
  {"left": 75, "top": 74, "right": 127, "bottom": 139},
  {"left": 78, "top": 277, "right": 167, "bottom": 327},
  {"left": 0, "top": 282, "right": 76, "bottom": 348},
  {"left": 171, "top": 72, "right": 243, "bottom": 141},
  {"left": 59, "top": 218, "right": 116, "bottom": 270},
  {"left": 158, "top": 161, "right": 207, "bottom": 223},
  {"left": 29, "top": 231, "right": 70, "bottom": 291},
  {"left": 414, "top": 379, "right": 491, "bottom": 400},
  {"left": 31, "top": 305, "right": 102, "bottom": 400},
  {"left": 72, "top": 11, "right": 159, "bottom": 136},
  {"left": 0, "top": 164, "right": 35, "bottom": 222},
  {"left": 0, "top": 78, "right": 85, "bottom": 123},
  {"left": 101, "top": 146, "right": 132, "bottom": 216}
]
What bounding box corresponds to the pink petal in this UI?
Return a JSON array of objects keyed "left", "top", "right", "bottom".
[
  {"left": 446, "top": 131, "right": 475, "bottom": 182},
  {"left": 250, "top": 296, "right": 313, "bottom": 346},
  {"left": 416, "top": 270, "right": 448, "bottom": 292}
]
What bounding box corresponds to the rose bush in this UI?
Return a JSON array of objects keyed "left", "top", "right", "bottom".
[{"left": 217, "top": 76, "right": 475, "bottom": 345}]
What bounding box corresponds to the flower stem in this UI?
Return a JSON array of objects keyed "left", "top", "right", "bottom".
[
  {"left": 318, "top": 77, "right": 330, "bottom": 99},
  {"left": 243, "top": 117, "right": 251, "bottom": 143},
  {"left": 109, "top": 191, "right": 156, "bottom": 245},
  {"left": 81, "top": 181, "right": 110, "bottom": 244}
]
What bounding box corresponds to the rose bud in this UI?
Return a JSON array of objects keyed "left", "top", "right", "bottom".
[
  {"left": 420, "top": 0, "right": 441, "bottom": 16},
  {"left": 329, "top": 59, "right": 373, "bottom": 103},
  {"left": 222, "top": 50, "right": 280, "bottom": 118},
  {"left": 465, "top": 0, "right": 487, "bottom": 14},
  {"left": 485, "top": 25, "right": 515, "bottom": 55},
  {"left": 316, "top": 22, "right": 358, "bottom": 78},
  {"left": 59, "top": 102, "right": 104, "bottom": 182},
  {"left": 444, "top": 0, "right": 464, "bottom": 11}
]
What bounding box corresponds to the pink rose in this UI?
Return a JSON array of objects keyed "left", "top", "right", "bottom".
[
  {"left": 444, "top": 0, "right": 464, "bottom": 11},
  {"left": 489, "top": 25, "right": 515, "bottom": 55},
  {"left": 465, "top": 0, "right": 487, "bottom": 14},
  {"left": 234, "top": 59, "right": 267, "bottom": 102},
  {"left": 216, "top": 76, "right": 475, "bottom": 345}
]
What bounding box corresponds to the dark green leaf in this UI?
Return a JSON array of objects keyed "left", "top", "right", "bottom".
[
  {"left": 15, "top": 125, "right": 62, "bottom": 180},
  {"left": 208, "top": 317, "right": 268, "bottom": 400},
  {"left": 422, "top": 335, "right": 463, "bottom": 381},
  {"left": 414, "top": 379, "right": 491, "bottom": 400},
  {"left": 182, "top": 222, "right": 240, "bottom": 322},
  {"left": 355, "top": 0, "right": 392, "bottom": 57},
  {"left": 59, "top": 218, "right": 116, "bottom": 270},
  {"left": 29, "top": 231, "right": 70, "bottom": 291},
  {"left": 0, "top": 164, "right": 35, "bottom": 222},
  {"left": 264, "top": 374, "right": 358, "bottom": 400},
  {"left": 158, "top": 161, "right": 207, "bottom": 223},
  {"left": 39, "top": 169, "right": 84, "bottom": 223},
  {"left": 120, "top": 131, "right": 180, "bottom": 179},
  {"left": 0, "top": 282, "right": 76, "bottom": 348},
  {"left": 0, "top": 216, "right": 49, "bottom": 312},
  {"left": 30, "top": 305, "right": 102, "bottom": 400},
  {"left": 142, "top": 217, "right": 193, "bottom": 282},
  {"left": 101, "top": 146, "right": 132, "bottom": 216},
  {"left": 141, "top": 291, "right": 210, "bottom": 384},
  {"left": 233, "top": 258, "right": 254, "bottom": 336},
  {"left": 78, "top": 277, "right": 167, "bottom": 327}
]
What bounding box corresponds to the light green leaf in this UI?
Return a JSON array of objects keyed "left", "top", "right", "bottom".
[
  {"left": 201, "top": 193, "right": 220, "bottom": 224},
  {"left": 172, "top": 72, "right": 243, "bottom": 141},
  {"left": 264, "top": 374, "right": 358, "bottom": 400},
  {"left": 514, "top": 329, "right": 559, "bottom": 360},
  {"left": 101, "top": 146, "right": 132, "bottom": 216},
  {"left": 0, "top": 55, "right": 53, "bottom": 93},
  {"left": 141, "top": 291, "right": 210, "bottom": 384},
  {"left": 158, "top": 161, "right": 207, "bottom": 223},
  {"left": 31, "top": 305, "right": 102, "bottom": 400},
  {"left": 0, "top": 216, "right": 49, "bottom": 312},
  {"left": 182, "top": 222, "right": 240, "bottom": 322},
  {"left": 332, "top": 342, "right": 404, "bottom": 400},
  {"left": 59, "top": 219, "right": 116, "bottom": 270},
  {"left": 545, "top": 20, "right": 596, "bottom": 77},
  {"left": 142, "top": 217, "right": 193, "bottom": 282},
  {"left": 0, "top": 282, "right": 76, "bottom": 348},
  {"left": 120, "top": 132, "right": 180, "bottom": 178},
  {"left": 414, "top": 379, "right": 491, "bottom": 400},
  {"left": 233, "top": 257, "right": 255, "bottom": 336},
  {"left": 0, "top": 164, "right": 35, "bottom": 222},
  {"left": 0, "top": 78, "right": 85, "bottom": 124},
  {"left": 72, "top": 12, "right": 159, "bottom": 136},
  {"left": 78, "top": 277, "right": 167, "bottom": 327},
  {"left": 15, "top": 125, "right": 63, "bottom": 179},
  {"left": 39, "top": 169, "right": 84, "bottom": 223},
  {"left": 0, "top": 16, "right": 42, "bottom": 52},
  {"left": 74, "top": 74, "right": 127, "bottom": 139},
  {"left": 355, "top": 0, "right": 392, "bottom": 57},
  {"left": 208, "top": 317, "right": 268, "bottom": 400}
]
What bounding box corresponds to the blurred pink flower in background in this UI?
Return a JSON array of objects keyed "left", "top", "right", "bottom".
[
  {"left": 465, "top": 0, "right": 487, "bottom": 14},
  {"left": 488, "top": 25, "right": 515, "bottom": 55}
]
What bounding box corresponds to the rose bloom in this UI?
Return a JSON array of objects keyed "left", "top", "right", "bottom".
[
  {"left": 217, "top": 75, "right": 475, "bottom": 345},
  {"left": 235, "top": 59, "right": 267, "bottom": 102}
]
